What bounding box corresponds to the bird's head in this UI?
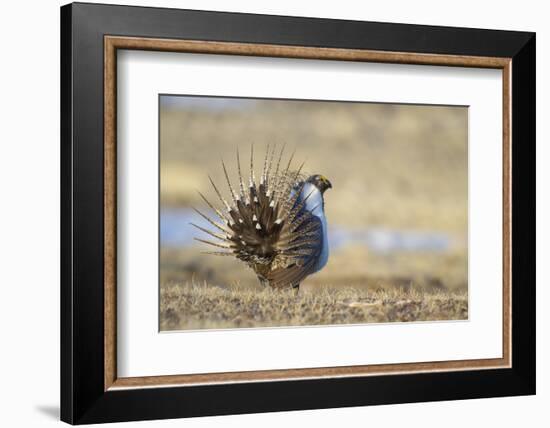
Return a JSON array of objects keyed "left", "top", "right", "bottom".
[{"left": 306, "top": 174, "right": 332, "bottom": 194}]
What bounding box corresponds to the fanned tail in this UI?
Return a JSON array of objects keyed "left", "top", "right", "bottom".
[{"left": 193, "top": 144, "right": 321, "bottom": 288}]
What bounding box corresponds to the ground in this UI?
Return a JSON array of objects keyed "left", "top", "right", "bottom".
[{"left": 160, "top": 281, "right": 468, "bottom": 331}]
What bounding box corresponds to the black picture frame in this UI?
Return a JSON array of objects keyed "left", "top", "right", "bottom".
[{"left": 61, "top": 2, "right": 535, "bottom": 424}]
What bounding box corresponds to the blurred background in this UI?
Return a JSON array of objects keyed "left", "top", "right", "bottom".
[{"left": 160, "top": 95, "right": 468, "bottom": 294}]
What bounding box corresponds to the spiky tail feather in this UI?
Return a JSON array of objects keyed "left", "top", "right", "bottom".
[{"left": 192, "top": 145, "right": 316, "bottom": 289}]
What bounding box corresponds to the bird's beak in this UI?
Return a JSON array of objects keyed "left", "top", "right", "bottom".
[{"left": 320, "top": 176, "right": 332, "bottom": 190}]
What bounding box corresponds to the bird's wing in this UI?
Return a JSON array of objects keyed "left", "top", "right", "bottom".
[{"left": 267, "top": 214, "right": 324, "bottom": 288}]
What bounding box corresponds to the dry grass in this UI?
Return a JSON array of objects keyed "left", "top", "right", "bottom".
[{"left": 160, "top": 281, "right": 468, "bottom": 331}]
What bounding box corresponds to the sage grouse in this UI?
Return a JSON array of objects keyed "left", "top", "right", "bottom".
[{"left": 192, "top": 145, "right": 332, "bottom": 289}]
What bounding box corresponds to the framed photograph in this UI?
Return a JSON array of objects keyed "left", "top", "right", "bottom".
[{"left": 60, "top": 2, "right": 535, "bottom": 424}]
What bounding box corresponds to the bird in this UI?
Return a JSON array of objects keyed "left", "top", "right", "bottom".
[{"left": 191, "top": 145, "right": 332, "bottom": 289}]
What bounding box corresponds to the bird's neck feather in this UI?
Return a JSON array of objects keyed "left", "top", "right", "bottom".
[{"left": 301, "top": 183, "right": 324, "bottom": 217}]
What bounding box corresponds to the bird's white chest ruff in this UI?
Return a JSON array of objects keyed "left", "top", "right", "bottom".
[{"left": 301, "top": 183, "right": 329, "bottom": 273}]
